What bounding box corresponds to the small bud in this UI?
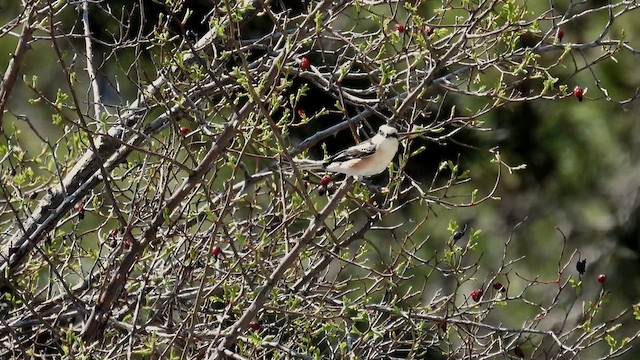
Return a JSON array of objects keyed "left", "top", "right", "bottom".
[
  {"left": 76, "top": 204, "right": 85, "bottom": 220},
  {"left": 424, "top": 25, "right": 434, "bottom": 36}
]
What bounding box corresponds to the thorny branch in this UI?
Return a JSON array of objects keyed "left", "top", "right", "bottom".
[{"left": 0, "top": 0, "right": 639, "bottom": 359}]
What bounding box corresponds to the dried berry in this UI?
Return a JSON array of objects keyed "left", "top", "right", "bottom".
[
  {"left": 452, "top": 223, "right": 468, "bottom": 241},
  {"left": 576, "top": 259, "right": 586, "bottom": 276},
  {"left": 325, "top": 182, "right": 336, "bottom": 195},
  {"left": 438, "top": 320, "right": 447, "bottom": 331},
  {"left": 514, "top": 346, "right": 524, "bottom": 358},
  {"left": 492, "top": 282, "right": 505, "bottom": 292}
]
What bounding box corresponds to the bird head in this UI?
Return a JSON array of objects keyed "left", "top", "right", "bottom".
[{"left": 378, "top": 125, "right": 398, "bottom": 138}]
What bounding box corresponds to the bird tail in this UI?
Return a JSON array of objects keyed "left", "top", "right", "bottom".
[{"left": 290, "top": 158, "right": 325, "bottom": 171}]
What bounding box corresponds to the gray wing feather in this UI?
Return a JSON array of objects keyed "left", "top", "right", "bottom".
[{"left": 325, "top": 140, "right": 376, "bottom": 164}]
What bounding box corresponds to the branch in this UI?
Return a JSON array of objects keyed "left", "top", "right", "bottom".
[
  {"left": 0, "top": 3, "right": 39, "bottom": 131},
  {"left": 214, "top": 177, "right": 355, "bottom": 356},
  {"left": 81, "top": 0, "right": 102, "bottom": 118}
]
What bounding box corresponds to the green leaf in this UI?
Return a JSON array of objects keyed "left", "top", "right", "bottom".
[
  {"left": 569, "top": 276, "right": 582, "bottom": 295},
  {"left": 542, "top": 76, "right": 559, "bottom": 95},
  {"left": 410, "top": 146, "right": 426, "bottom": 158},
  {"left": 605, "top": 334, "right": 617, "bottom": 352}
]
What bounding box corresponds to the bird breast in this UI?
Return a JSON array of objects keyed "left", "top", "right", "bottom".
[{"left": 327, "top": 138, "right": 399, "bottom": 177}]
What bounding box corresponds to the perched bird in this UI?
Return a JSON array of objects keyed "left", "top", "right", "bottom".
[{"left": 294, "top": 124, "right": 399, "bottom": 178}]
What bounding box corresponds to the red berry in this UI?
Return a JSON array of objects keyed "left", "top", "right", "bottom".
[
  {"left": 211, "top": 245, "right": 222, "bottom": 257},
  {"left": 320, "top": 175, "right": 332, "bottom": 187},
  {"left": 300, "top": 57, "right": 310, "bottom": 70},
  {"left": 514, "top": 346, "right": 524, "bottom": 358},
  {"left": 557, "top": 28, "right": 564, "bottom": 41},
  {"left": 394, "top": 24, "right": 405, "bottom": 33},
  {"left": 597, "top": 274, "right": 606, "bottom": 283},
  {"left": 471, "top": 289, "right": 483, "bottom": 302},
  {"left": 180, "top": 126, "right": 189, "bottom": 135},
  {"left": 248, "top": 320, "right": 260, "bottom": 330},
  {"left": 303, "top": 181, "right": 309, "bottom": 189},
  {"left": 123, "top": 239, "right": 131, "bottom": 250},
  {"left": 573, "top": 86, "right": 584, "bottom": 102},
  {"left": 297, "top": 108, "right": 306, "bottom": 117}
]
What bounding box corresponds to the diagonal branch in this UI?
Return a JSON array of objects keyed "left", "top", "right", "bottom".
[
  {"left": 214, "top": 177, "right": 356, "bottom": 356},
  {"left": 0, "top": 3, "right": 39, "bottom": 131}
]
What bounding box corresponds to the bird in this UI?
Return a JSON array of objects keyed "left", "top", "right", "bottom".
[{"left": 292, "top": 124, "right": 399, "bottom": 178}]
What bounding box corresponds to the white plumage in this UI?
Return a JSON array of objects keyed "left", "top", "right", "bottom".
[{"left": 293, "top": 125, "right": 399, "bottom": 177}]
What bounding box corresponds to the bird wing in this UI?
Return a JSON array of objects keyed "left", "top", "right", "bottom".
[{"left": 325, "top": 139, "right": 376, "bottom": 164}]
